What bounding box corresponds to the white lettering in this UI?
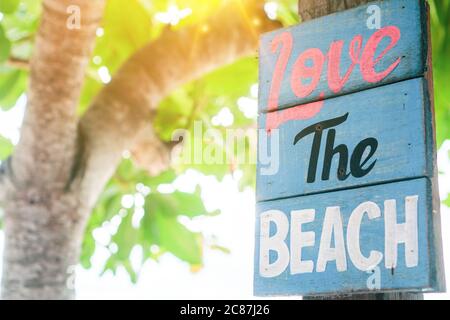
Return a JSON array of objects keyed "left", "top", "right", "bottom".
[
  {"left": 384, "top": 196, "right": 419, "bottom": 269},
  {"left": 259, "top": 210, "right": 290, "bottom": 277},
  {"left": 290, "top": 209, "right": 316, "bottom": 274},
  {"left": 316, "top": 207, "right": 347, "bottom": 272},
  {"left": 258, "top": 195, "right": 420, "bottom": 278}
]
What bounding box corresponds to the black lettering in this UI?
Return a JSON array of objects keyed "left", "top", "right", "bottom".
[
  {"left": 293, "top": 113, "right": 378, "bottom": 183},
  {"left": 322, "top": 129, "right": 350, "bottom": 181},
  {"left": 350, "top": 138, "right": 378, "bottom": 178},
  {"left": 293, "top": 113, "right": 349, "bottom": 183}
]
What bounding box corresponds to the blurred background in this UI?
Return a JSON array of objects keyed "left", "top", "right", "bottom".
[{"left": 0, "top": 0, "right": 449, "bottom": 299}]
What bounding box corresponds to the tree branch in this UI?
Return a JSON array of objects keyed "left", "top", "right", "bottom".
[
  {"left": 11, "top": 0, "right": 105, "bottom": 191},
  {"left": 7, "top": 57, "right": 30, "bottom": 71},
  {"left": 130, "top": 125, "right": 175, "bottom": 176},
  {"left": 77, "top": 0, "right": 281, "bottom": 208}
]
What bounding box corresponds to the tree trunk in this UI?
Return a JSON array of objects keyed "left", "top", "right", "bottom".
[
  {"left": 0, "top": 0, "right": 280, "bottom": 300},
  {"left": 0, "top": 0, "right": 105, "bottom": 300},
  {"left": 1, "top": 192, "right": 88, "bottom": 299},
  {"left": 298, "top": 0, "right": 423, "bottom": 301}
]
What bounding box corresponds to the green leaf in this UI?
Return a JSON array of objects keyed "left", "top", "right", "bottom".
[
  {"left": 112, "top": 211, "right": 137, "bottom": 261},
  {"left": 80, "top": 233, "right": 95, "bottom": 269},
  {"left": 142, "top": 169, "right": 177, "bottom": 188},
  {"left": 0, "top": 209, "right": 4, "bottom": 229},
  {"left": 201, "top": 58, "right": 257, "bottom": 101},
  {"left": 0, "top": 135, "right": 13, "bottom": 160},
  {"left": 146, "top": 190, "right": 209, "bottom": 218},
  {"left": 444, "top": 195, "right": 450, "bottom": 208},
  {"left": 80, "top": 183, "right": 125, "bottom": 269},
  {"left": 0, "top": 69, "right": 26, "bottom": 110},
  {"left": 168, "top": 191, "right": 208, "bottom": 217},
  {"left": 0, "top": 0, "right": 20, "bottom": 14},
  {"left": 210, "top": 244, "right": 231, "bottom": 255},
  {"left": 123, "top": 260, "right": 138, "bottom": 284},
  {"left": 154, "top": 210, "right": 202, "bottom": 265},
  {"left": 0, "top": 0, "right": 40, "bottom": 44},
  {"left": 93, "top": 0, "right": 153, "bottom": 74},
  {"left": 0, "top": 24, "right": 11, "bottom": 63},
  {"left": 140, "top": 191, "right": 206, "bottom": 265},
  {"left": 102, "top": 210, "right": 142, "bottom": 283},
  {"left": 77, "top": 76, "right": 102, "bottom": 115},
  {"left": 102, "top": 255, "right": 118, "bottom": 276},
  {"left": 276, "top": 0, "right": 300, "bottom": 26},
  {"left": 429, "top": 0, "right": 450, "bottom": 146}
]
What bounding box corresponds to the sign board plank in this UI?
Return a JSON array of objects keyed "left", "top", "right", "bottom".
[
  {"left": 254, "top": 178, "right": 438, "bottom": 296},
  {"left": 257, "top": 78, "right": 433, "bottom": 202},
  {"left": 259, "top": 0, "right": 427, "bottom": 113},
  {"left": 254, "top": 0, "right": 445, "bottom": 297}
]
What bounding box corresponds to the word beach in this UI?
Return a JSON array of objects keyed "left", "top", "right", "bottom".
[{"left": 260, "top": 195, "right": 418, "bottom": 278}]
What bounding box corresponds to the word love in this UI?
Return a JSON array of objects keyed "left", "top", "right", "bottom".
[
  {"left": 259, "top": 196, "right": 419, "bottom": 278},
  {"left": 266, "top": 26, "right": 401, "bottom": 132}
]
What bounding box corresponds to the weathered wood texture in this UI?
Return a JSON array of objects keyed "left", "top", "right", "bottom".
[
  {"left": 422, "top": 0, "right": 447, "bottom": 297},
  {"left": 257, "top": 78, "right": 433, "bottom": 202},
  {"left": 254, "top": 178, "right": 436, "bottom": 296},
  {"left": 259, "top": 0, "right": 428, "bottom": 113},
  {"left": 253, "top": 0, "right": 445, "bottom": 300},
  {"left": 295, "top": 0, "right": 433, "bottom": 301}
]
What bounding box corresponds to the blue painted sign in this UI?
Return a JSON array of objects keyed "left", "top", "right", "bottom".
[
  {"left": 256, "top": 78, "right": 433, "bottom": 202},
  {"left": 254, "top": 0, "right": 445, "bottom": 297},
  {"left": 254, "top": 179, "right": 438, "bottom": 296},
  {"left": 258, "top": 0, "right": 428, "bottom": 114}
]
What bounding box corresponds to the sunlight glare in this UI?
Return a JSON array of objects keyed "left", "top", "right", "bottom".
[
  {"left": 155, "top": 5, "right": 192, "bottom": 26},
  {"left": 237, "top": 97, "right": 257, "bottom": 119},
  {"left": 264, "top": 2, "right": 278, "bottom": 20},
  {"left": 98, "top": 66, "right": 111, "bottom": 84},
  {"left": 212, "top": 107, "right": 234, "bottom": 127}
]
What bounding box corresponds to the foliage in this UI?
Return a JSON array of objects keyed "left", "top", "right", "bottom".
[
  {"left": 81, "top": 160, "right": 221, "bottom": 281},
  {"left": 0, "top": 0, "right": 35, "bottom": 110},
  {"left": 444, "top": 195, "right": 450, "bottom": 208},
  {"left": 429, "top": 0, "right": 450, "bottom": 147},
  {"left": 0, "top": 0, "right": 449, "bottom": 284},
  {"left": 0, "top": 135, "right": 13, "bottom": 160}
]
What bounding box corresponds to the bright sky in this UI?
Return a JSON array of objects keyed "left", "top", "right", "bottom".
[{"left": 0, "top": 96, "right": 449, "bottom": 300}]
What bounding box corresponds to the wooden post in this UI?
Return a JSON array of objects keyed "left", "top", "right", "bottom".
[{"left": 297, "top": 0, "right": 424, "bottom": 301}]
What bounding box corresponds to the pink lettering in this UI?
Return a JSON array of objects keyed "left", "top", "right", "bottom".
[{"left": 360, "top": 26, "right": 401, "bottom": 83}]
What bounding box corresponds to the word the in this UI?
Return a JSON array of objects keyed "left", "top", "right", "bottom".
[
  {"left": 294, "top": 113, "right": 378, "bottom": 183},
  {"left": 259, "top": 196, "right": 419, "bottom": 278}
]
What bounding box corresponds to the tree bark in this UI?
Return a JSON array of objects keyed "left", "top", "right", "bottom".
[
  {"left": 0, "top": 0, "right": 280, "bottom": 299},
  {"left": 298, "top": 0, "right": 423, "bottom": 301},
  {"left": 12, "top": 0, "right": 105, "bottom": 190},
  {"left": 1, "top": 0, "right": 106, "bottom": 300},
  {"left": 1, "top": 194, "right": 89, "bottom": 299}
]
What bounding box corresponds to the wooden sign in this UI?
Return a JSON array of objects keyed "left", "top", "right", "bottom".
[
  {"left": 258, "top": 0, "right": 427, "bottom": 113},
  {"left": 254, "top": 0, "right": 445, "bottom": 297},
  {"left": 255, "top": 179, "right": 435, "bottom": 295},
  {"left": 257, "top": 78, "right": 432, "bottom": 202}
]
